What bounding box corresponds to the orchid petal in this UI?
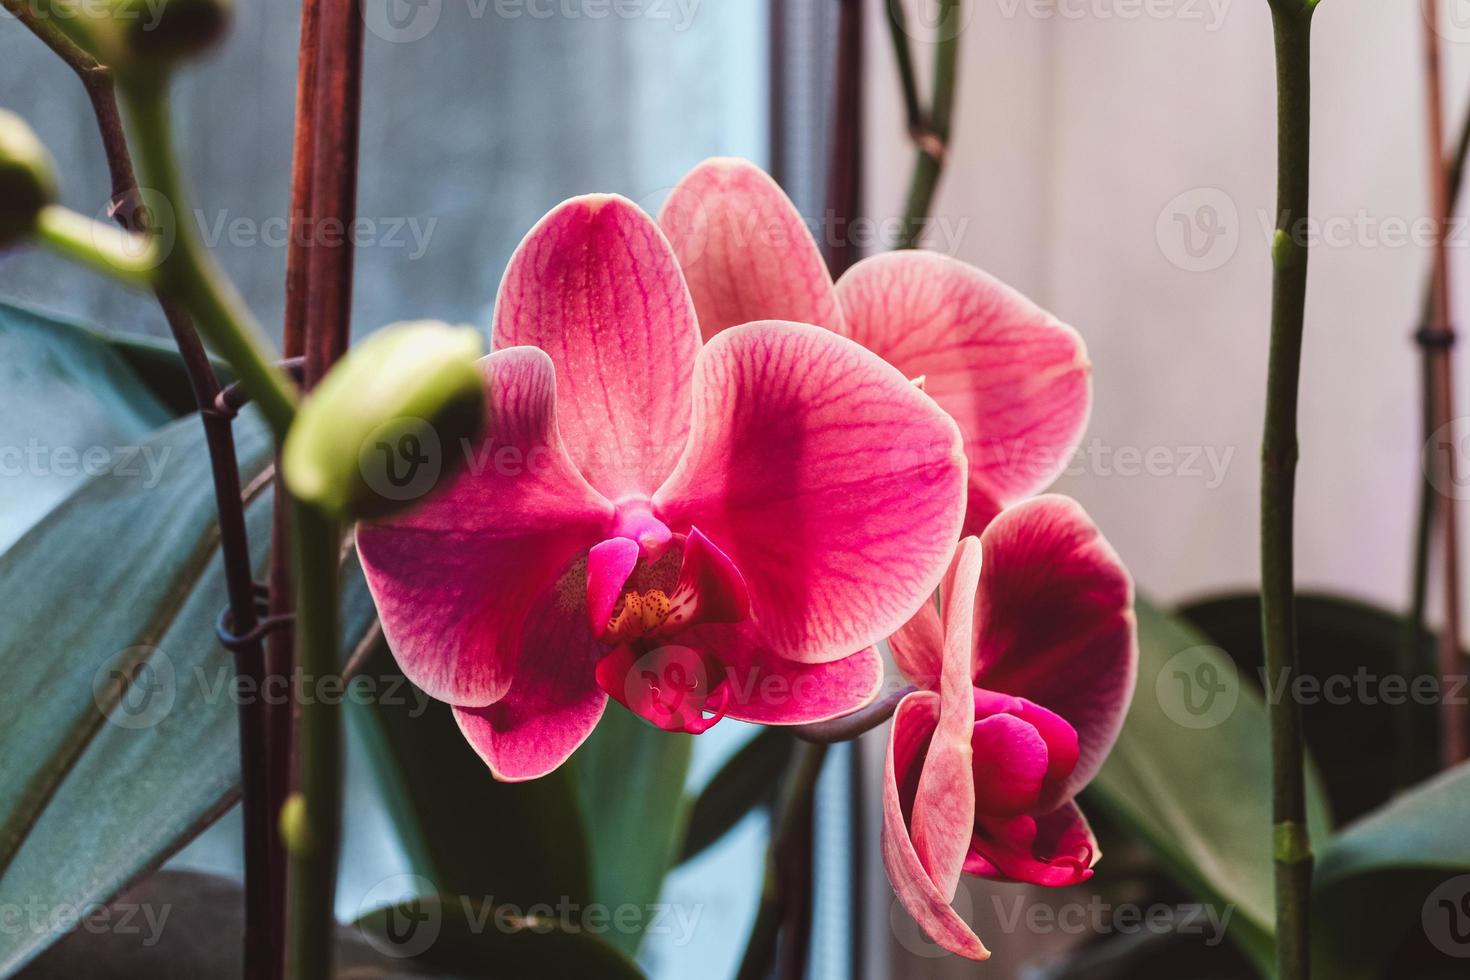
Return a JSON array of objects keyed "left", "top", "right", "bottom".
[
  {"left": 974, "top": 495, "right": 1136, "bottom": 810},
  {"left": 356, "top": 347, "right": 612, "bottom": 707},
  {"left": 889, "top": 599, "right": 942, "bottom": 690},
  {"left": 909, "top": 536, "right": 981, "bottom": 900},
  {"left": 452, "top": 560, "right": 609, "bottom": 782},
  {"left": 964, "top": 801, "right": 1099, "bottom": 888},
  {"left": 493, "top": 194, "right": 701, "bottom": 499},
  {"left": 835, "top": 251, "right": 1090, "bottom": 534},
  {"left": 658, "top": 158, "right": 845, "bottom": 340},
  {"left": 654, "top": 321, "right": 967, "bottom": 664},
  {"left": 882, "top": 691, "right": 990, "bottom": 961},
  {"left": 586, "top": 537, "right": 640, "bottom": 633}
]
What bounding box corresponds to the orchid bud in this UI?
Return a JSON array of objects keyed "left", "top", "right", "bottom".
[
  {"left": 282, "top": 321, "right": 486, "bottom": 521},
  {"left": 70, "top": 0, "right": 233, "bottom": 71},
  {"left": 0, "top": 111, "right": 57, "bottom": 246}
]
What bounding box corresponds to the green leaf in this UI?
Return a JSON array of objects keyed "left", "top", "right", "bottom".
[
  {"left": 349, "top": 635, "right": 593, "bottom": 909},
  {"left": 1180, "top": 591, "right": 1442, "bottom": 820},
  {"left": 0, "top": 409, "right": 379, "bottom": 974},
  {"left": 0, "top": 301, "right": 174, "bottom": 550},
  {"left": 1312, "top": 762, "right": 1470, "bottom": 979},
  {"left": 354, "top": 895, "right": 644, "bottom": 979},
  {"left": 102, "top": 331, "right": 233, "bottom": 418},
  {"left": 677, "top": 727, "right": 792, "bottom": 864},
  {"left": 1082, "top": 598, "right": 1333, "bottom": 976},
  {"left": 571, "top": 708, "right": 693, "bottom": 957}
]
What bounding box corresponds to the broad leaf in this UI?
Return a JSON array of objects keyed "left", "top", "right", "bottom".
[
  {"left": 0, "top": 409, "right": 378, "bottom": 974},
  {"left": 0, "top": 301, "right": 174, "bottom": 550},
  {"left": 1313, "top": 762, "right": 1470, "bottom": 979},
  {"left": 349, "top": 636, "right": 593, "bottom": 909},
  {"left": 572, "top": 708, "right": 693, "bottom": 957},
  {"left": 1082, "top": 598, "right": 1333, "bottom": 976},
  {"left": 1181, "top": 591, "right": 1442, "bottom": 820}
]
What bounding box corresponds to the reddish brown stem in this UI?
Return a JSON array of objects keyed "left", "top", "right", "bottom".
[{"left": 1422, "top": 0, "right": 1468, "bottom": 768}]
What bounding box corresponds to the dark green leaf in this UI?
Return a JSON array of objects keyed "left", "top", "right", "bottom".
[
  {"left": 1312, "top": 762, "right": 1470, "bottom": 979},
  {"left": 0, "top": 301, "right": 174, "bottom": 550},
  {"left": 572, "top": 708, "right": 692, "bottom": 956},
  {"left": 1082, "top": 598, "right": 1333, "bottom": 976},
  {"left": 1180, "top": 591, "right": 1442, "bottom": 820},
  {"left": 677, "top": 727, "right": 792, "bottom": 864},
  {"left": 354, "top": 895, "right": 644, "bottom": 979},
  {"left": 0, "top": 409, "right": 379, "bottom": 974},
  {"left": 348, "top": 637, "right": 593, "bottom": 910},
  {"left": 102, "top": 331, "right": 233, "bottom": 419}
]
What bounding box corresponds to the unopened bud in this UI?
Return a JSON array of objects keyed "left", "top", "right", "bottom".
[
  {"left": 0, "top": 110, "right": 57, "bottom": 245},
  {"left": 283, "top": 321, "right": 486, "bottom": 521}
]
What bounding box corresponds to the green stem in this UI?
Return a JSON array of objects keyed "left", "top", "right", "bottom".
[
  {"left": 285, "top": 501, "right": 342, "bottom": 980},
  {"left": 735, "top": 741, "right": 828, "bottom": 980},
  {"left": 895, "top": 0, "right": 961, "bottom": 249},
  {"left": 34, "top": 205, "right": 157, "bottom": 285},
  {"left": 118, "top": 76, "right": 298, "bottom": 440},
  {"left": 1261, "top": 4, "right": 1314, "bottom": 978}
]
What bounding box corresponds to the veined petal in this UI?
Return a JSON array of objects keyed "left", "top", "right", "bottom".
[
  {"left": 889, "top": 599, "right": 942, "bottom": 690},
  {"left": 835, "top": 251, "right": 1090, "bottom": 534},
  {"left": 453, "top": 559, "right": 609, "bottom": 781},
  {"left": 356, "top": 347, "right": 612, "bottom": 707},
  {"left": 909, "top": 537, "right": 981, "bottom": 901},
  {"left": 493, "top": 194, "right": 701, "bottom": 499},
  {"left": 658, "top": 158, "right": 845, "bottom": 340},
  {"left": 681, "top": 623, "right": 884, "bottom": 725},
  {"left": 653, "top": 321, "right": 966, "bottom": 664},
  {"left": 882, "top": 692, "right": 990, "bottom": 961},
  {"left": 963, "top": 801, "right": 1099, "bottom": 888},
  {"left": 975, "top": 495, "right": 1136, "bottom": 810}
]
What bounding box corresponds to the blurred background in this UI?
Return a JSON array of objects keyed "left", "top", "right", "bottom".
[{"left": 0, "top": 0, "right": 1459, "bottom": 976}]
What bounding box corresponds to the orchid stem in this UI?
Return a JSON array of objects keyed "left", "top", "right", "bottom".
[
  {"left": 33, "top": 204, "right": 157, "bottom": 285},
  {"left": 285, "top": 501, "right": 342, "bottom": 980},
  {"left": 1260, "top": 3, "right": 1314, "bottom": 978},
  {"left": 736, "top": 741, "right": 829, "bottom": 980},
  {"left": 117, "top": 76, "right": 299, "bottom": 441},
  {"left": 890, "top": 0, "right": 961, "bottom": 249}
]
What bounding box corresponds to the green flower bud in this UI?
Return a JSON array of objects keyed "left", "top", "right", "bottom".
[
  {"left": 73, "top": 0, "right": 233, "bottom": 71},
  {"left": 0, "top": 110, "right": 57, "bottom": 246},
  {"left": 283, "top": 321, "right": 486, "bottom": 521}
]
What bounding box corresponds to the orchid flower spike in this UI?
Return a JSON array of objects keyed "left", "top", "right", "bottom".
[
  {"left": 659, "top": 157, "right": 1091, "bottom": 536},
  {"left": 357, "top": 193, "right": 968, "bottom": 780},
  {"left": 882, "top": 497, "right": 1136, "bottom": 959}
]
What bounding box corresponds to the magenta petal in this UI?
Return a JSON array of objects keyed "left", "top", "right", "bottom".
[
  {"left": 882, "top": 692, "right": 991, "bottom": 961},
  {"left": 964, "top": 801, "right": 1099, "bottom": 888},
  {"left": 683, "top": 623, "right": 883, "bottom": 725},
  {"left": 654, "top": 321, "right": 967, "bottom": 664},
  {"left": 969, "top": 713, "right": 1048, "bottom": 817},
  {"left": 835, "top": 251, "right": 1091, "bottom": 534},
  {"left": 889, "top": 599, "right": 942, "bottom": 690},
  {"left": 453, "top": 562, "right": 609, "bottom": 782},
  {"left": 658, "top": 158, "right": 845, "bottom": 340},
  {"left": 586, "top": 537, "right": 640, "bottom": 632},
  {"left": 357, "top": 348, "right": 612, "bottom": 707},
  {"left": 493, "top": 194, "right": 701, "bottom": 499},
  {"left": 974, "top": 495, "right": 1136, "bottom": 810}
]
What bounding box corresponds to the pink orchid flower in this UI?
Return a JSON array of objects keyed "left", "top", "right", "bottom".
[
  {"left": 356, "top": 194, "right": 968, "bottom": 781},
  {"left": 882, "top": 496, "right": 1136, "bottom": 960},
  {"left": 658, "top": 158, "right": 1091, "bottom": 536}
]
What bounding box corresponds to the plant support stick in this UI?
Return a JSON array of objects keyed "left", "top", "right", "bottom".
[{"left": 1260, "top": 2, "right": 1315, "bottom": 977}]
